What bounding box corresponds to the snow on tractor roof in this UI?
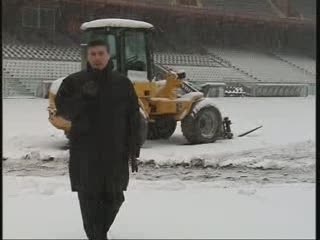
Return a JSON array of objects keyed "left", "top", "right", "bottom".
[{"left": 80, "top": 18, "right": 154, "bottom": 30}]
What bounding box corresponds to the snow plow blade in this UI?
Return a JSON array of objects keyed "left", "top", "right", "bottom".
[{"left": 238, "top": 126, "right": 263, "bottom": 137}]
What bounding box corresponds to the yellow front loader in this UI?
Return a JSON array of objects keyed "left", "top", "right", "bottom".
[{"left": 48, "top": 18, "right": 233, "bottom": 145}]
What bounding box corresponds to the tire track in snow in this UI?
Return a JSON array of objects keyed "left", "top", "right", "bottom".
[{"left": 2, "top": 141, "right": 315, "bottom": 185}]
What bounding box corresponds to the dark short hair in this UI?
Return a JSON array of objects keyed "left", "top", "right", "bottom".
[{"left": 87, "top": 40, "right": 110, "bottom": 53}]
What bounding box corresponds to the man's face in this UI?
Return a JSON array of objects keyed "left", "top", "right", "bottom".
[{"left": 87, "top": 46, "right": 110, "bottom": 70}]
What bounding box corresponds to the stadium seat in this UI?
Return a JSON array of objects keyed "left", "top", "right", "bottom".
[
  {"left": 3, "top": 59, "right": 81, "bottom": 95},
  {"left": 164, "top": 65, "right": 252, "bottom": 84},
  {"left": 208, "top": 47, "right": 315, "bottom": 84},
  {"left": 290, "top": 0, "right": 316, "bottom": 19},
  {"left": 201, "top": 0, "right": 277, "bottom": 18},
  {"left": 154, "top": 53, "right": 223, "bottom": 67},
  {"left": 3, "top": 43, "right": 81, "bottom": 61}
]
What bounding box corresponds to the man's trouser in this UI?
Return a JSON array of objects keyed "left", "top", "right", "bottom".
[{"left": 77, "top": 191, "right": 125, "bottom": 240}]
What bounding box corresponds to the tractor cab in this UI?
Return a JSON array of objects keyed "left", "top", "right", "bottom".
[{"left": 80, "top": 18, "right": 155, "bottom": 82}]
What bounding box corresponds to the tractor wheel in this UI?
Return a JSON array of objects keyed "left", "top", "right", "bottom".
[
  {"left": 139, "top": 110, "right": 148, "bottom": 146},
  {"left": 147, "top": 118, "right": 177, "bottom": 140},
  {"left": 181, "top": 105, "right": 222, "bottom": 144}
]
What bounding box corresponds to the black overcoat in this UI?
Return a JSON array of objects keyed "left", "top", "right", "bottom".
[{"left": 55, "top": 62, "right": 141, "bottom": 192}]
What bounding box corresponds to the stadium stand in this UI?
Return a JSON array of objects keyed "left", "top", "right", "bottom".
[
  {"left": 2, "top": 71, "right": 34, "bottom": 96},
  {"left": 3, "top": 44, "right": 80, "bottom": 61},
  {"left": 3, "top": 59, "right": 81, "bottom": 95},
  {"left": 289, "top": 0, "right": 316, "bottom": 19},
  {"left": 164, "top": 65, "right": 252, "bottom": 84},
  {"left": 154, "top": 53, "right": 226, "bottom": 67},
  {"left": 3, "top": 42, "right": 224, "bottom": 66},
  {"left": 1, "top": 0, "right": 315, "bottom": 97},
  {"left": 272, "top": 52, "right": 315, "bottom": 75},
  {"left": 3, "top": 60, "right": 80, "bottom": 79},
  {"left": 2, "top": 42, "right": 315, "bottom": 97},
  {"left": 201, "top": 0, "right": 277, "bottom": 17},
  {"left": 2, "top": 32, "right": 20, "bottom": 45},
  {"left": 208, "top": 47, "right": 316, "bottom": 84},
  {"left": 136, "top": 0, "right": 172, "bottom": 5}
]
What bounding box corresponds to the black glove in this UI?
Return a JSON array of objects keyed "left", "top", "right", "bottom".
[
  {"left": 130, "top": 156, "right": 138, "bottom": 173},
  {"left": 129, "top": 147, "right": 140, "bottom": 173}
]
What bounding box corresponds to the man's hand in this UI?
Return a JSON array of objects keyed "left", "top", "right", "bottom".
[
  {"left": 129, "top": 155, "right": 138, "bottom": 173},
  {"left": 128, "top": 144, "right": 140, "bottom": 173}
]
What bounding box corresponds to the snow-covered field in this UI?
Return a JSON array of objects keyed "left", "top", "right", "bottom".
[{"left": 3, "top": 96, "right": 316, "bottom": 239}]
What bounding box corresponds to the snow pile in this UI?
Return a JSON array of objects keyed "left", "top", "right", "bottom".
[{"left": 211, "top": 140, "right": 315, "bottom": 170}]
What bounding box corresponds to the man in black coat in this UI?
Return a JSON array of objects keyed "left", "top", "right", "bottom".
[{"left": 55, "top": 40, "right": 141, "bottom": 239}]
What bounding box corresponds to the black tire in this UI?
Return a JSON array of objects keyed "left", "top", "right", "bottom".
[
  {"left": 181, "top": 105, "right": 222, "bottom": 144},
  {"left": 147, "top": 118, "right": 177, "bottom": 140},
  {"left": 139, "top": 110, "right": 148, "bottom": 146}
]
